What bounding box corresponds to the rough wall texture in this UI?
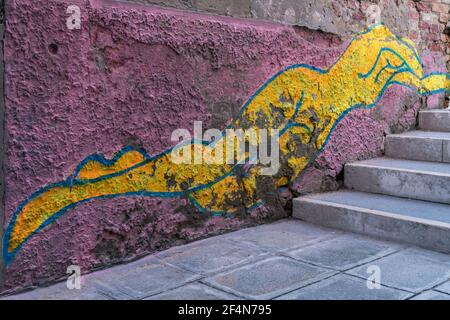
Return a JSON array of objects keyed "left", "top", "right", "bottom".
[
  {"left": 0, "top": 0, "right": 5, "bottom": 286},
  {"left": 126, "top": 0, "right": 450, "bottom": 70},
  {"left": 0, "top": 0, "right": 448, "bottom": 293}
]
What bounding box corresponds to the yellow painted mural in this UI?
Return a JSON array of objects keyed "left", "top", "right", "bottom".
[{"left": 3, "top": 24, "right": 449, "bottom": 264}]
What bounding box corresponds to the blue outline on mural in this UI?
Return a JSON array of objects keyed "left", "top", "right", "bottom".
[{"left": 3, "top": 23, "right": 449, "bottom": 265}]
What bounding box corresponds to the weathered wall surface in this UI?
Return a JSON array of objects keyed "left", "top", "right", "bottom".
[
  {"left": 0, "top": 0, "right": 5, "bottom": 286},
  {"left": 0, "top": 0, "right": 448, "bottom": 293},
  {"left": 128, "top": 0, "right": 450, "bottom": 69}
]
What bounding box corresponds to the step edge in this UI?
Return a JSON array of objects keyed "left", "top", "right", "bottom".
[
  {"left": 345, "top": 160, "right": 450, "bottom": 178},
  {"left": 419, "top": 109, "right": 450, "bottom": 114},
  {"left": 386, "top": 133, "right": 450, "bottom": 141},
  {"left": 294, "top": 196, "right": 450, "bottom": 229}
]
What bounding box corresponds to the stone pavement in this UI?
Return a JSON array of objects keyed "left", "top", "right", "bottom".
[{"left": 3, "top": 219, "right": 450, "bottom": 300}]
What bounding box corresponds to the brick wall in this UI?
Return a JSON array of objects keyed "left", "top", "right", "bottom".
[{"left": 414, "top": 0, "right": 449, "bottom": 70}]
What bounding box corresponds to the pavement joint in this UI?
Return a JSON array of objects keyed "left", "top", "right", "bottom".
[{"left": 3, "top": 219, "right": 450, "bottom": 300}]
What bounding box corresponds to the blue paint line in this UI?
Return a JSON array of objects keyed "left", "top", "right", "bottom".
[
  {"left": 395, "top": 34, "right": 423, "bottom": 69},
  {"left": 358, "top": 48, "right": 416, "bottom": 80},
  {"left": 74, "top": 138, "right": 218, "bottom": 183},
  {"left": 318, "top": 67, "right": 447, "bottom": 152},
  {"left": 4, "top": 191, "right": 187, "bottom": 265},
  {"left": 187, "top": 194, "right": 229, "bottom": 217},
  {"left": 3, "top": 22, "right": 449, "bottom": 264},
  {"left": 280, "top": 91, "right": 306, "bottom": 135},
  {"left": 71, "top": 146, "right": 151, "bottom": 180}
]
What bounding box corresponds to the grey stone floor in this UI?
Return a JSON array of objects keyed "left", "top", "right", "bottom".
[{"left": 3, "top": 219, "right": 450, "bottom": 300}]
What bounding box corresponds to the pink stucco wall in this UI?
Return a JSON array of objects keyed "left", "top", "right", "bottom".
[{"left": 0, "top": 0, "right": 447, "bottom": 293}]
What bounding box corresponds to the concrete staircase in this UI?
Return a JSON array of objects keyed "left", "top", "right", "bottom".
[{"left": 294, "top": 109, "right": 450, "bottom": 253}]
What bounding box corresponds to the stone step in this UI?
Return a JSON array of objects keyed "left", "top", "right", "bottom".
[
  {"left": 385, "top": 130, "right": 450, "bottom": 163},
  {"left": 293, "top": 190, "right": 450, "bottom": 253},
  {"left": 419, "top": 109, "right": 450, "bottom": 132},
  {"left": 344, "top": 157, "right": 450, "bottom": 204}
]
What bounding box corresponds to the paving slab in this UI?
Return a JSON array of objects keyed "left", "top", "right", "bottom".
[
  {"left": 1, "top": 279, "right": 111, "bottom": 300},
  {"left": 410, "top": 290, "right": 450, "bottom": 300},
  {"left": 285, "top": 234, "right": 400, "bottom": 271},
  {"left": 435, "top": 281, "right": 450, "bottom": 295},
  {"left": 276, "top": 274, "right": 411, "bottom": 300},
  {"left": 347, "top": 248, "right": 450, "bottom": 293},
  {"left": 222, "top": 219, "right": 338, "bottom": 252},
  {"left": 146, "top": 283, "right": 241, "bottom": 300},
  {"left": 203, "top": 256, "right": 336, "bottom": 300},
  {"left": 156, "top": 238, "right": 267, "bottom": 275},
  {"left": 92, "top": 257, "right": 200, "bottom": 299},
  {"left": 3, "top": 219, "right": 450, "bottom": 300}
]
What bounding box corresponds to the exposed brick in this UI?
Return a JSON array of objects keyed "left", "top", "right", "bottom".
[
  {"left": 440, "top": 13, "right": 449, "bottom": 23},
  {"left": 419, "top": 21, "right": 430, "bottom": 29},
  {"left": 432, "top": 3, "right": 449, "bottom": 14},
  {"left": 417, "top": 2, "right": 432, "bottom": 12},
  {"left": 430, "top": 23, "right": 440, "bottom": 33},
  {"left": 421, "top": 12, "right": 439, "bottom": 24},
  {"left": 430, "top": 42, "right": 446, "bottom": 52},
  {"left": 409, "top": 10, "right": 420, "bottom": 20},
  {"left": 409, "top": 30, "right": 419, "bottom": 40},
  {"left": 423, "top": 31, "right": 441, "bottom": 41}
]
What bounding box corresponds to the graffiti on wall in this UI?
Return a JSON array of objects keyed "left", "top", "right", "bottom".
[{"left": 3, "top": 24, "right": 449, "bottom": 264}]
